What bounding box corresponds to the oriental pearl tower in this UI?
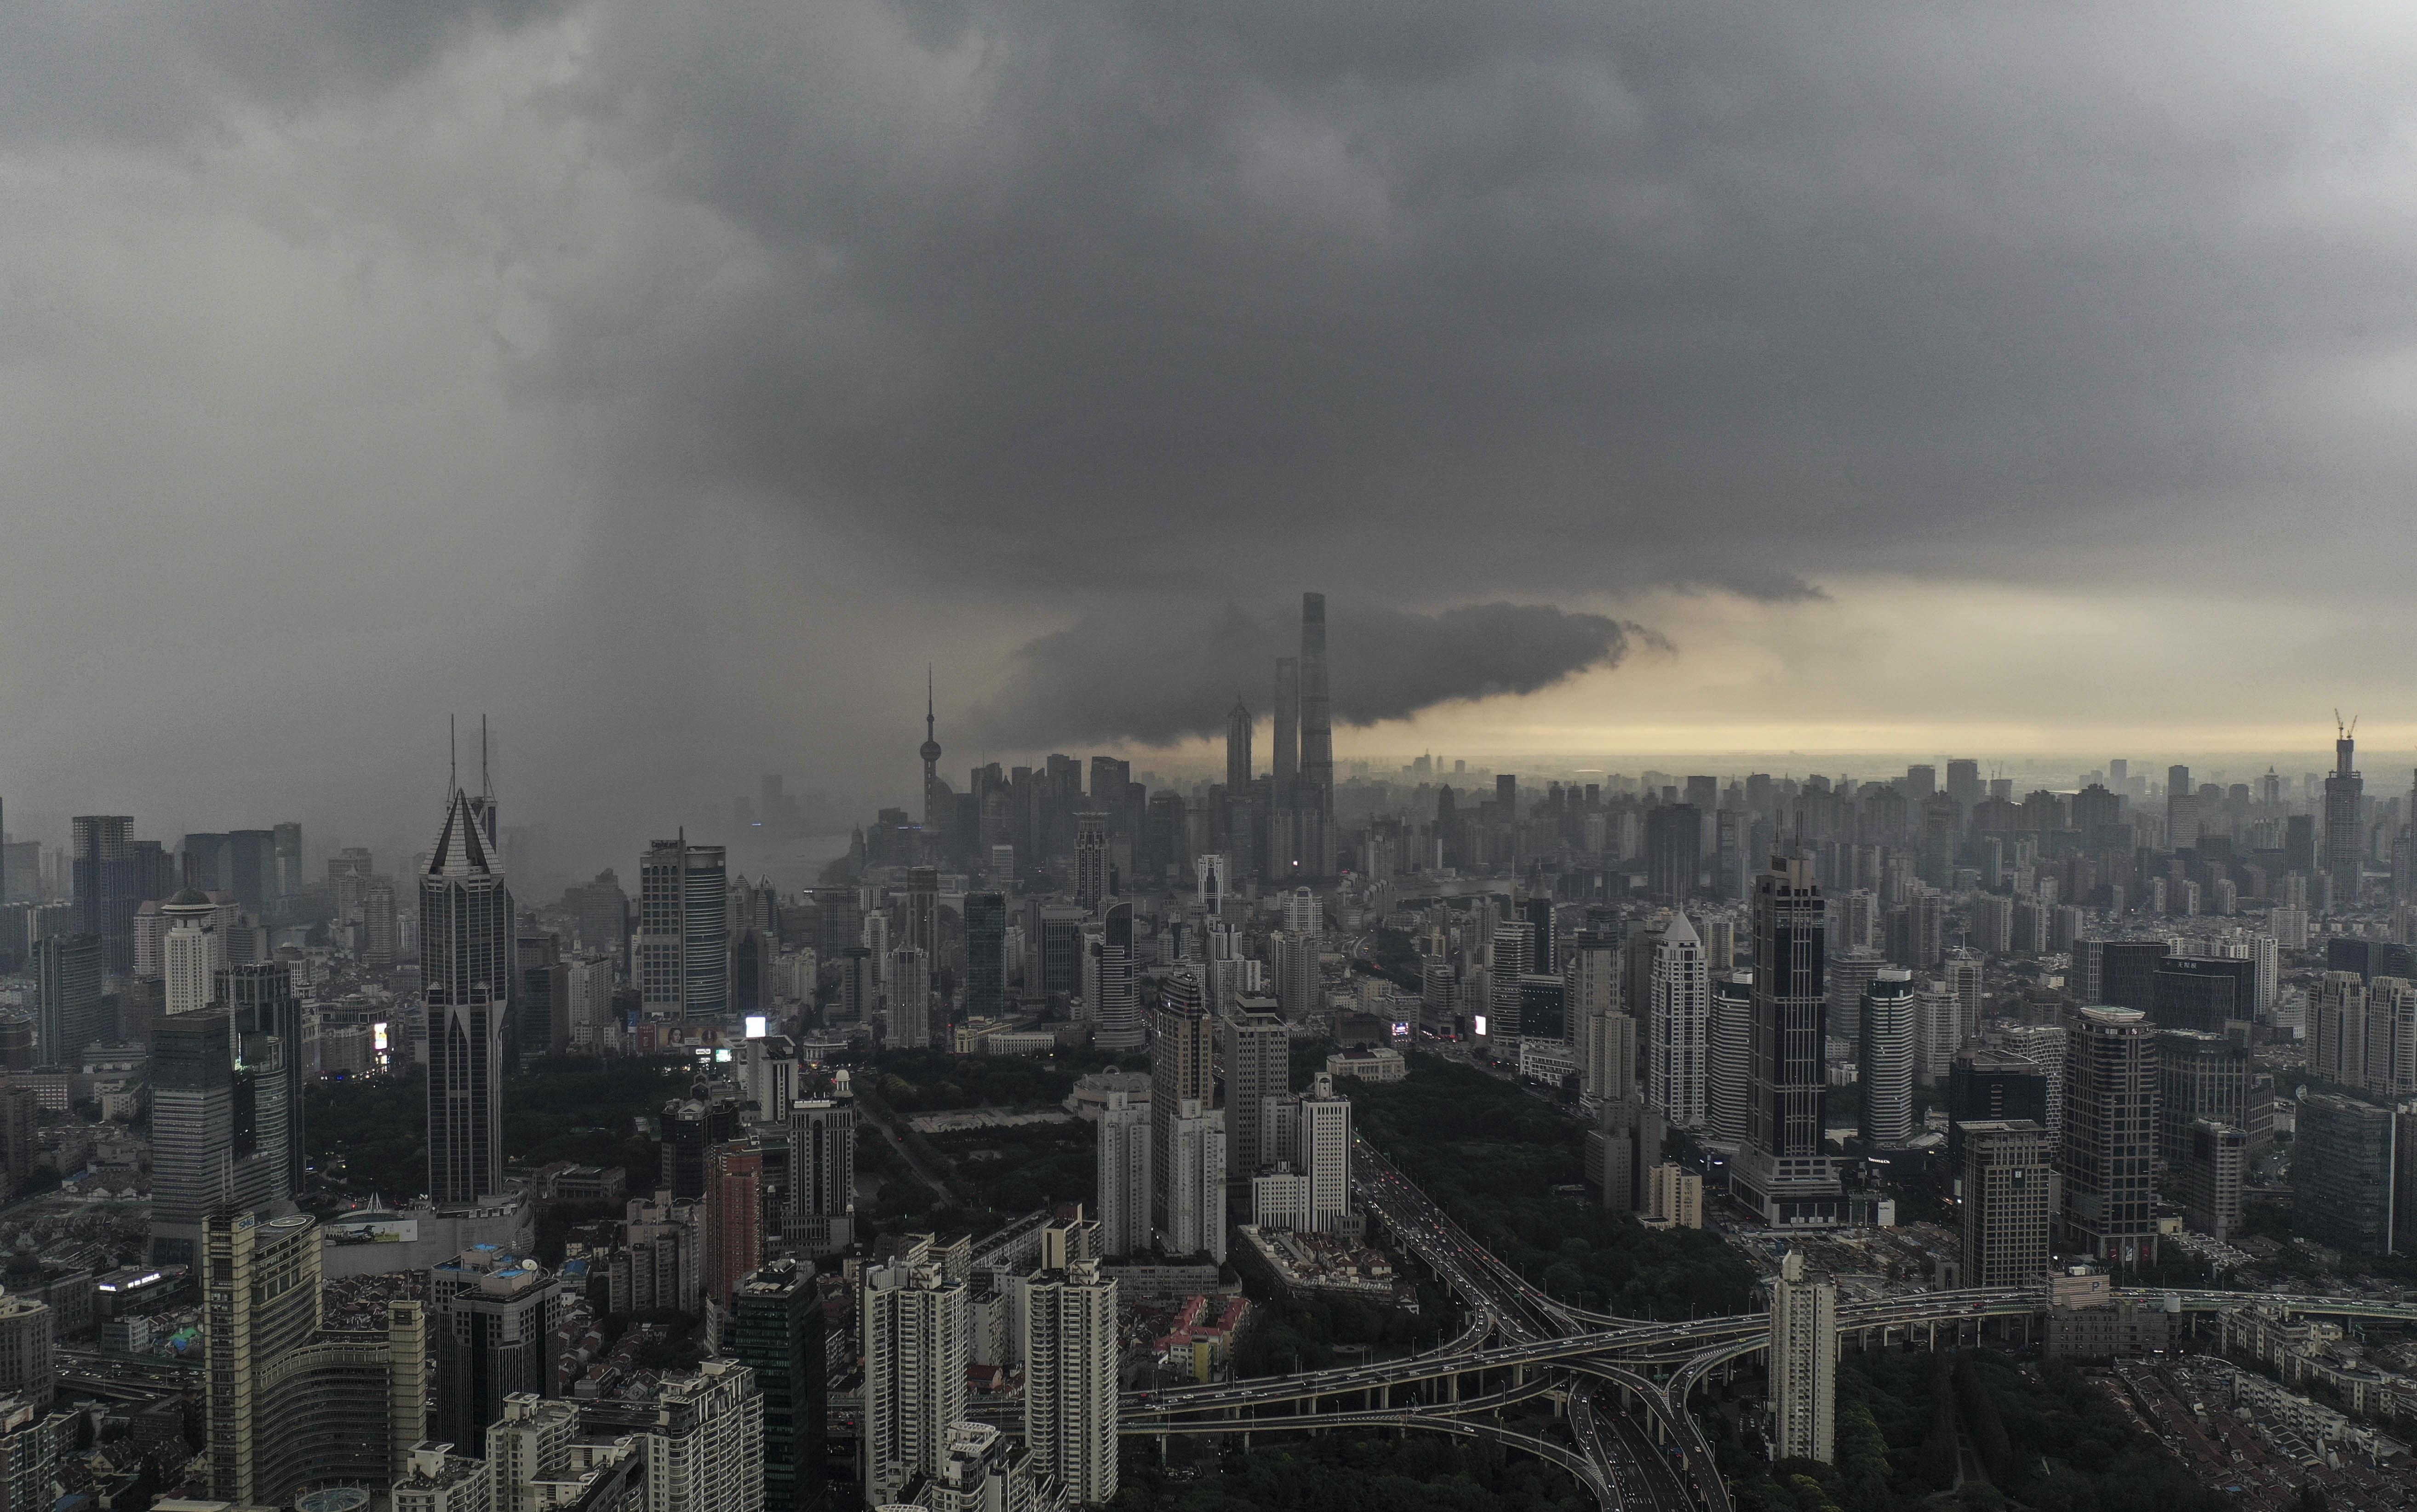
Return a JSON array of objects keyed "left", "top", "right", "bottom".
[{"left": 920, "top": 666, "right": 944, "bottom": 843}]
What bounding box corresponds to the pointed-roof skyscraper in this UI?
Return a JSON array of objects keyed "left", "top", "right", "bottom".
[{"left": 424, "top": 783, "right": 512, "bottom": 1205}]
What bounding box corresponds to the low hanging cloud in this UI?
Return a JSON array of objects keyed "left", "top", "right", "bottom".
[{"left": 968, "top": 601, "right": 1653, "bottom": 751}]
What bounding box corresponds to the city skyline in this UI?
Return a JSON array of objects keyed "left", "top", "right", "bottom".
[{"left": 11, "top": 8, "right": 2417, "bottom": 871}]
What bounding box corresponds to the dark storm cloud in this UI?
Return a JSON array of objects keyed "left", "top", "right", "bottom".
[
  {"left": 967, "top": 601, "right": 1646, "bottom": 748},
  {"left": 548, "top": 0, "right": 2417, "bottom": 598},
  {"left": 5, "top": 0, "right": 2417, "bottom": 859}
]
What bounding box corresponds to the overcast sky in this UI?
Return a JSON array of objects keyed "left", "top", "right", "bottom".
[{"left": 6, "top": 1, "right": 2416, "bottom": 873}]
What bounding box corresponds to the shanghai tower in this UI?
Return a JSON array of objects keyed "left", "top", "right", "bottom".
[
  {"left": 423, "top": 782, "right": 513, "bottom": 1204},
  {"left": 1298, "top": 593, "right": 1334, "bottom": 876}
]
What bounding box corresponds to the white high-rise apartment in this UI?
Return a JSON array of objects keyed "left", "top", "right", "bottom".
[
  {"left": 863, "top": 1259, "right": 967, "bottom": 1505},
  {"left": 162, "top": 913, "right": 223, "bottom": 1017},
  {"left": 1298, "top": 1073, "right": 1353, "bottom": 1234},
  {"left": 1942, "top": 953, "right": 1983, "bottom": 1043},
  {"left": 1272, "top": 931, "right": 1319, "bottom": 1021},
  {"left": 1095, "top": 1090, "right": 1151, "bottom": 1259},
  {"left": 1768, "top": 1251, "right": 1837, "bottom": 1464},
  {"left": 1648, "top": 913, "right": 1708, "bottom": 1128},
  {"left": 1280, "top": 886, "right": 1321, "bottom": 939},
  {"left": 1019, "top": 1259, "right": 1119, "bottom": 1506},
  {"left": 1914, "top": 980, "right": 1960, "bottom": 1087},
  {"left": 1157, "top": 1099, "right": 1226, "bottom": 1261},
  {"left": 635, "top": 1360, "right": 764, "bottom": 1512}
]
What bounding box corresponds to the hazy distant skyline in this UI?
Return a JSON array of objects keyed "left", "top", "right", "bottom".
[{"left": 9, "top": 4, "right": 2417, "bottom": 868}]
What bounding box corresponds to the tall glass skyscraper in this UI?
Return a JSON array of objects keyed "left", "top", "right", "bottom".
[
  {"left": 1735, "top": 852, "right": 1843, "bottom": 1224},
  {"left": 423, "top": 787, "right": 513, "bottom": 1204}
]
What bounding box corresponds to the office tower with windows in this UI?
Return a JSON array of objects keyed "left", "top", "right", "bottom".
[
  {"left": 363, "top": 882, "right": 399, "bottom": 970},
  {"left": 963, "top": 892, "right": 1007, "bottom": 1019},
  {"left": 1648, "top": 913, "right": 1708, "bottom": 1128},
  {"left": 424, "top": 788, "right": 513, "bottom": 1204},
  {"left": 2059, "top": 1005, "right": 2159, "bottom": 1264},
  {"left": 863, "top": 1257, "right": 967, "bottom": 1505},
  {"left": 30, "top": 932, "right": 102, "bottom": 1066},
  {"left": 637, "top": 837, "right": 728, "bottom": 1021},
  {"left": 220, "top": 961, "right": 305, "bottom": 1189},
  {"left": 2177, "top": 1119, "right": 2247, "bottom": 1243},
  {"left": 1735, "top": 855, "right": 1842, "bottom": 1225},
  {"left": 1487, "top": 920, "right": 1534, "bottom": 1042},
  {"left": 1947, "top": 1046, "right": 2050, "bottom": 1164},
  {"left": 2326, "top": 729, "right": 2365, "bottom": 904},
  {"left": 2165, "top": 765, "right": 2198, "bottom": 850},
  {"left": 1768, "top": 1251, "right": 1837, "bottom": 1463},
  {"left": 785, "top": 1095, "right": 856, "bottom": 1256},
  {"left": 2150, "top": 955, "right": 2253, "bottom": 1035},
  {"left": 730, "top": 1261, "right": 826, "bottom": 1512},
  {"left": 1225, "top": 1012, "right": 1290, "bottom": 1177},
  {"left": 1299, "top": 1072, "right": 1353, "bottom": 1234},
  {"left": 2364, "top": 975, "right": 2417, "bottom": 1098},
  {"left": 73, "top": 815, "right": 168, "bottom": 978},
  {"left": 1644, "top": 805, "right": 1702, "bottom": 901},
  {"left": 1297, "top": 593, "right": 1335, "bottom": 878},
  {"left": 431, "top": 1247, "right": 562, "bottom": 1456},
  {"left": 151, "top": 1008, "right": 291, "bottom": 1266},
  {"left": 1150, "top": 969, "right": 1214, "bottom": 1235},
  {"left": 1073, "top": 814, "right": 1108, "bottom": 913},
  {"left": 1019, "top": 1258, "right": 1119, "bottom": 1506},
  {"left": 1858, "top": 969, "right": 1916, "bottom": 1147},
  {"left": 202, "top": 1209, "right": 427, "bottom": 1506},
  {"left": 2312, "top": 970, "right": 2370, "bottom": 1089},
  {"left": 1706, "top": 973, "right": 1751, "bottom": 1142},
  {"left": 1837, "top": 937, "right": 1895, "bottom": 1029},
  {"left": 1097, "top": 1090, "right": 1151, "bottom": 1258},
  {"left": 2154, "top": 1030, "right": 2249, "bottom": 1171},
  {"left": 1271, "top": 655, "right": 1300, "bottom": 867},
  {"left": 1915, "top": 979, "right": 1960, "bottom": 1087},
  {"left": 704, "top": 1141, "right": 764, "bottom": 1310},
  {"left": 1225, "top": 701, "right": 1254, "bottom": 794},
  {"left": 1094, "top": 903, "right": 1145, "bottom": 1051},
  {"left": 1959, "top": 1120, "right": 2052, "bottom": 1287},
  {"left": 887, "top": 946, "right": 932, "bottom": 1050},
  {"left": 1160, "top": 1098, "right": 1226, "bottom": 1260},
  {"left": 2291, "top": 1093, "right": 2398, "bottom": 1255}
]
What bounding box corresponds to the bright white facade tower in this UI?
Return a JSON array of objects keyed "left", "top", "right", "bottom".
[
  {"left": 1768, "top": 1251, "right": 1837, "bottom": 1464},
  {"left": 1298, "top": 1072, "right": 1353, "bottom": 1233},
  {"left": 1019, "top": 1259, "right": 1120, "bottom": 1507},
  {"left": 162, "top": 906, "right": 224, "bottom": 1017},
  {"left": 1649, "top": 913, "right": 1709, "bottom": 1128},
  {"left": 863, "top": 1258, "right": 968, "bottom": 1505},
  {"left": 1095, "top": 1090, "right": 1151, "bottom": 1259}
]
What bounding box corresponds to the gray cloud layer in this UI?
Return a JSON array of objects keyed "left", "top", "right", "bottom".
[
  {"left": 2, "top": 1, "right": 2414, "bottom": 867},
  {"left": 969, "top": 601, "right": 1648, "bottom": 749}
]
